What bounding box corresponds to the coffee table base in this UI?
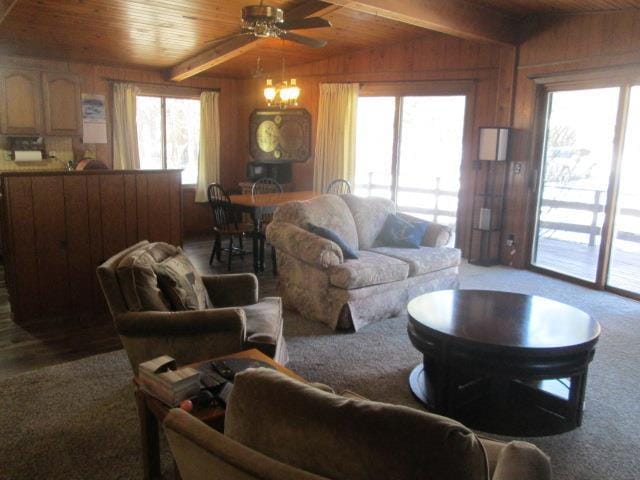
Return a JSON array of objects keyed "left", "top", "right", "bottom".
[{"left": 409, "top": 363, "right": 587, "bottom": 436}]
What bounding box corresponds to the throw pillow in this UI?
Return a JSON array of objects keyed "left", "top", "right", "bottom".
[
  {"left": 376, "top": 213, "right": 428, "bottom": 249},
  {"left": 116, "top": 245, "right": 171, "bottom": 312},
  {"left": 307, "top": 223, "right": 359, "bottom": 260},
  {"left": 153, "top": 250, "right": 212, "bottom": 311}
]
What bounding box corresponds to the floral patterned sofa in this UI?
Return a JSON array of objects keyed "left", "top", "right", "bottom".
[{"left": 266, "top": 194, "right": 461, "bottom": 330}]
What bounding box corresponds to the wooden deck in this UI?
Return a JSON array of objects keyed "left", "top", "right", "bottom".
[{"left": 534, "top": 237, "right": 639, "bottom": 293}]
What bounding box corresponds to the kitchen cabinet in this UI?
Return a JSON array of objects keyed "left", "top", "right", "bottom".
[
  {"left": 0, "top": 69, "right": 82, "bottom": 136},
  {"left": 42, "top": 72, "right": 82, "bottom": 135},
  {"left": 0, "top": 69, "right": 43, "bottom": 135}
]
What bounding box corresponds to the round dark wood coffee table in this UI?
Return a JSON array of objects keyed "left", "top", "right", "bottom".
[{"left": 407, "top": 289, "right": 600, "bottom": 435}]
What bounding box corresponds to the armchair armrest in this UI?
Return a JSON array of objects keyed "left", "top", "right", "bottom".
[
  {"left": 490, "top": 441, "right": 551, "bottom": 480},
  {"left": 399, "top": 213, "right": 452, "bottom": 247},
  {"left": 266, "top": 221, "right": 343, "bottom": 268},
  {"left": 201, "top": 274, "right": 258, "bottom": 307},
  {"left": 115, "top": 308, "right": 246, "bottom": 337}
]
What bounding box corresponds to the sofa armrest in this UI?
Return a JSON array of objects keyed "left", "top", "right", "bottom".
[
  {"left": 201, "top": 274, "right": 259, "bottom": 307},
  {"left": 266, "top": 221, "right": 343, "bottom": 268},
  {"left": 399, "top": 213, "right": 452, "bottom": 247},
  {"left": 115, "top": 308, "right": 247, "bottom": 337}
]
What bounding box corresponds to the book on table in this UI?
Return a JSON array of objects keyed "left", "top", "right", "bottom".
[{"left": 138, "top": 355, "right": 201, "bottom": 407}]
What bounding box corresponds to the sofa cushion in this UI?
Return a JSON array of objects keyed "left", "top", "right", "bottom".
[
  {"left": 308, "top": 223, "right": 359, "bottom": 259},
  {"left": 368, "top": 246, "right": 461, "bottom": 276},
  {"left": 115, "top": 242, "right": 175, "bottom": 311},
  {"left": 376, "top": 213, "right": 428, "bottom": 249},
  {"left": 328, "top": 250, "right": 408, "bottom": 289},
  {"left": 341, "top": 194, "right": 396, "bottom": 249},
  {"left": 272, "top": 195, "right": 359, "bottom": 251},
  {"left": 154, "top": 250, "right": 212, "bottom": 310},
  {"left": 225, "top": 368, "right": 489, "bottom": 480}
]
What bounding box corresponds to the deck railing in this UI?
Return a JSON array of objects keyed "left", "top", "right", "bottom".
[
  {"left": 540, "top": 185, "right": 640, "bottom": 246},
  {"left": 355, "top": 174, "right": 458, "bottom": 225}
]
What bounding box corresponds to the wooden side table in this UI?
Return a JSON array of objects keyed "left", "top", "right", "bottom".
[{"left": 134, "top": 349, "right": 302, "bottom": 480}]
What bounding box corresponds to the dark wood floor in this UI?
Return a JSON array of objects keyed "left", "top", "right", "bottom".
[{"left": 0, "top": 235, "right": 276, "bottom": 380}]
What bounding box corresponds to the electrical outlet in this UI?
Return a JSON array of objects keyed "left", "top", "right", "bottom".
[
  {"left": 514, "top": 163, "right": 522, "bottom": 174},
  {"left": 506, "top": 234, "right": 515, "bottom": 247}
]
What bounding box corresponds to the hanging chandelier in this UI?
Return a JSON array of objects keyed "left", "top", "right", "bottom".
[{"left": 263, "top": 56, "right": 300, "bottom": 108}]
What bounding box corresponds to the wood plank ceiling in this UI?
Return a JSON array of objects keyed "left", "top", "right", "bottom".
[
  {"left": 467, "top": 0, "right": 640, "bottom": 18},
  {"left": 0, "top": 0, "right": 639, "bottom": 78}
]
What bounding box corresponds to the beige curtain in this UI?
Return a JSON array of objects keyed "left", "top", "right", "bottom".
[
  {"left": 195, "top": 91, "right": 221, "bottom": 203},
  {"left": 313, "top": 83, "right": 359, "bottom": 193},
  {"left": 112, "top": 83, "right": 140, "bottom": 170}
]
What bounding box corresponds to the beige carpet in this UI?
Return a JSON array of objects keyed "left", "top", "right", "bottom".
[{"left": 0, "top": 263, "right": 639, "bottom": 479}]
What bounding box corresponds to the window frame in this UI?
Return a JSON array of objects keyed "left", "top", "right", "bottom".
[{"left": 136, "top": 85, "right": 206, "bottom": 185}]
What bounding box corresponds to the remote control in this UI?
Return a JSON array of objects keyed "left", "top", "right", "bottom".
[{"left": 211, "top": 360, "right": 235, "bottom": 380}]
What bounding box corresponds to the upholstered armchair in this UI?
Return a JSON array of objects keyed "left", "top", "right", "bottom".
[
  {"left": 97, "top": 241, "right": 287, "bottom": 374},
  {"left": 164, "top": 368, "right": 551, "bottom": 480}
]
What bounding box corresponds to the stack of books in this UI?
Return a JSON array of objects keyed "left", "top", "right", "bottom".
[{"left": 138, "top": 355, "right": 201, "bottom": 406}]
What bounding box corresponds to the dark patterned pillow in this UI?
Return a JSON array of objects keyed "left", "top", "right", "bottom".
[
  {"left": 307, "top": 223, "right": 359, "bottom": 259},
  {"left": 376, "top": 213, "right": 428, "bottom": 249},
  {"left": 153, "top": 250, "right": 212, "bottom": 311}
]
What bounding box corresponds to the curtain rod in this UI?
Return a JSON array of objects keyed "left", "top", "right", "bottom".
[{"left": 101, "top": 77, "right": 220, "bottom": 91}]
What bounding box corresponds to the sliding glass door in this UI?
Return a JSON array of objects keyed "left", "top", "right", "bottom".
[
  {"left": 532, "top": 88, "right": 620, "bottom": 281},
  {"left": 354, "top": 86, "right": 468, "bottom": 240},
  {"left": 396, "top": 96, "right": 466, "bottom": 228},
  {"left": 531, "top": 81, "right": 640, "bottom": 298}
]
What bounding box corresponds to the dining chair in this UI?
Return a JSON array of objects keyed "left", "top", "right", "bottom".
[
  {"left": 207, "top": 183, "right": 255, "bottom": 271},
  {"left": 251, "top": 177, "right": 284, "bottom": 196},
  {"left": 325, "top": 178, "right": 352, "bottom": 195},
  {"left": 250, "top": 178, "right": 283, "bottom": 275}
]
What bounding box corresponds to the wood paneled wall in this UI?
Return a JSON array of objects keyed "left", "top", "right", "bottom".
[
  {"left": 235, "top": 30, "right": 517, "bottom": 257},
  {"left": 504, "top": 10, "right": 640, "bottom": 268},
  {"left": 1, "top": 170, "right": 181, "bottom": 322}
]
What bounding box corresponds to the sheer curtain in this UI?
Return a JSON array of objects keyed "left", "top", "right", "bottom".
[
  {"left": 112, "top": 83, "right": 140, "bottom": 170},
  {"left": 313, "top": 83, "right": 359, "bottom": 193},
  {"left": 195, "top": 91, "right": 221, "bottom": 202}
]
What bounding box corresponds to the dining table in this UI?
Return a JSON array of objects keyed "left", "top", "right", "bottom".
[{"left": 227, "top": 190, "right": 320, "bottom": 273}]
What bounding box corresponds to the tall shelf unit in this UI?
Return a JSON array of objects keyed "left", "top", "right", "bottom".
[{"left": 469, "top": 127, "right": 510, "bottom": 266}]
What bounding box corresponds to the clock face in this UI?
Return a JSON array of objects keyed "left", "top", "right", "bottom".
[
  {"left": 250, "top": 109, "right": 311, "bottom": 163},
  {"left": 256, "top": 120, "right": 279, "bottom": 153}
]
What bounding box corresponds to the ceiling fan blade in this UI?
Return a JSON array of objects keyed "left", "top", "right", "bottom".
[
  {"left": 280, "top": 31, "right": 327, "bottom": 48},
  {"left": 279, "top": 17, "right": 332, "bottom": 31},
  {"left": 205, "top": 31, "right": 251, "bottom": 45}
]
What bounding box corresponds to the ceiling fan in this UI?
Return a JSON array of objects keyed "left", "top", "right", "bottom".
[{"left": 207, "top": 1, "right": 332, "bottom": 49}]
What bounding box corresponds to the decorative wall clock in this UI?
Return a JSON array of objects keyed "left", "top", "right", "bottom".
[{"left": 249, "top": 108, "right": 311, "bottom": 162}]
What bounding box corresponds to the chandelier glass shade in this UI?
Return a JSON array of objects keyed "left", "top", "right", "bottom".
[{"left": 264, "top": 77, "right": 300, "bottom": 108}]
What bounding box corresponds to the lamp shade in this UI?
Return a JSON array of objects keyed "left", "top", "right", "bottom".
[{"left": 479, "top": 127, "right": 510, "bottom": 161}]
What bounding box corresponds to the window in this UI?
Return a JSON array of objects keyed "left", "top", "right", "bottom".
[
  {"left": 136, "top": 95, "right": 200, "bottom": 184},
  {"left": 354, "top": 86, "right": 468, "bottom": 239}
]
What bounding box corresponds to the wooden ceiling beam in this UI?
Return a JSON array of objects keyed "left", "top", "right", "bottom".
[
  {"left": 323, "top": 0, "right": 518, "bottom": 45},
  {"left": 0, "top": 0, "right": 19, "bottom": 24},
  {"left": 169, "top": 1, "right": 339, "bottom": 82}
]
